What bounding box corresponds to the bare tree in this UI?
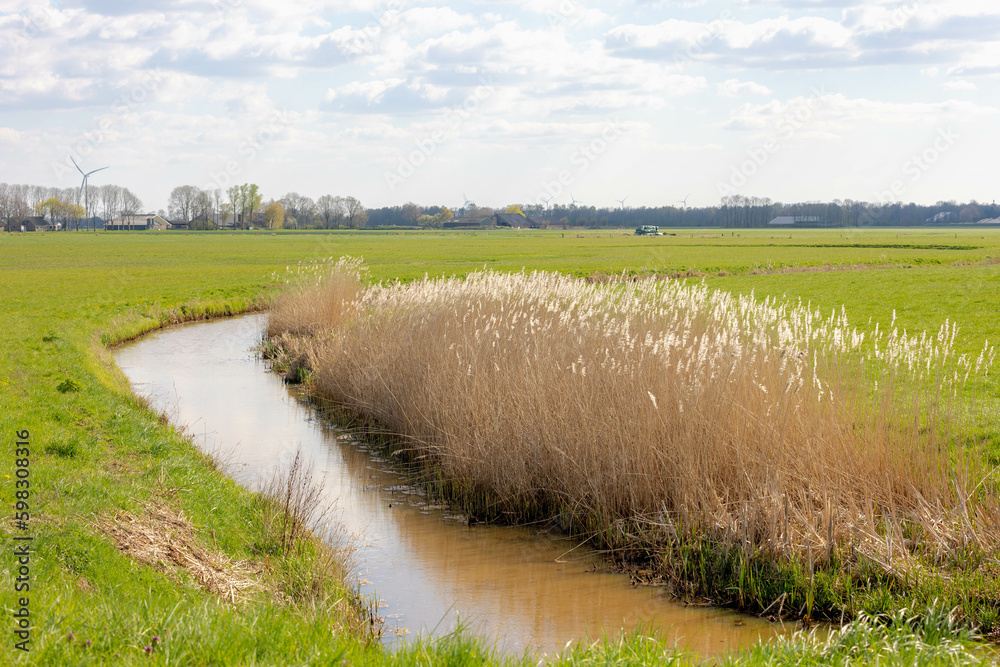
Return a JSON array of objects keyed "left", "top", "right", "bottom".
[
  {"left": 316, "top": 194, "right": 346, "bottom": 229},
  {"left": 0, "top": 183, "right": 25, "bottom": 229},
  {"left": 0, "top": 183, "right": 10, "bottom": 228},
  {"left": 9, "top": 185, "right": 30, "bottom": 226},
  {"left": 27, "top": 185, "right": 47, "bottom": 216},
  {"left": 211, "top": 188, "right": 224, "bottom": 227},
  {"left": 121, "top": 188, "right": 143, "bottom": 228},
  {"left": 296, "top": 196, "right": 316, "bottom": 228},
  {"left": 280, "top": 192, "right": 316, "bottom": 229},
  {"left": 167, "top": 185, "right": 200, "bottom": 222},
  {"left": 193, "top": 188, "right": 213, "bottom": 223},
  {"left": 100, "top": 184, "right": 124, "bottom": 229},
  {"left": 343, "top": 196, "right": 367, "bottom": 229}
]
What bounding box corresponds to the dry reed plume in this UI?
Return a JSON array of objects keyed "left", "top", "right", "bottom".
[{"left": 268, "top": 258, "right": 999, "bottom": 603}]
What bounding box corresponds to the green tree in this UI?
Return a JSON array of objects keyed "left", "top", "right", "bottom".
[
  {"left": 402, "top": 202, "right": 422, "bottom": 224},
  {"left": 264, "top": 201, "right": 285, "bottom": 229},
  {"left": 244, "top": 184, "right": 262, "bottom": 229},
  {"left": 35, "top": 197, "right": 82, "bottom": 230},
  {"left": 226, "top": 185, "right": 243, "bottom": 228}
]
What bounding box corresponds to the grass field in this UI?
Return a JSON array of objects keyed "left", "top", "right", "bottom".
[{"left": 2, "top": 228, "right": 999, "bottom": 665}]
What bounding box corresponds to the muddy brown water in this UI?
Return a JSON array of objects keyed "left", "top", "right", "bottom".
[{"left": 113, "top": 314, "right": 795, "bottom": 658}]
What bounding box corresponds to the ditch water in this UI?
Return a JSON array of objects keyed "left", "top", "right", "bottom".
[{"left": 113, "top": 314, "right": 792, "bottom": 658}]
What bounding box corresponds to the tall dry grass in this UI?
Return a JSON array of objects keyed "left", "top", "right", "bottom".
[
  {"left": 268, "top": 257, "right": 364, "bottom": 339},
  {"left": 269, "top": 259, "right": 999, "bottom": 589}
]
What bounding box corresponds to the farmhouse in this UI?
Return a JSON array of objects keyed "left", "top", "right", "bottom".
[
  {"left": 495, "top": 212, "right": 540, "bottom": 228},
  {"left": 107, "top": 214, "right": 170, "bottom": 231},
  {"left": 443, "top": 216, "right": 493, "bottom": 229},
  {"left": 767, "top": 216, "right": 796, "bottom": 226},
  {"left": 5, "top": 216, "right": 44, "bottom": 232},
  {"left": 767, "top": 215, "right": 827, "bottom": 227},
  {"left": 443, "top": 212, "right": 541, "bottom": 229}
]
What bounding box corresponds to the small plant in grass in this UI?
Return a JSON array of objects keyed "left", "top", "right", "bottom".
[
  {"left": 45, "top": 436, "right": 80, "bottom": 458},
  {"left": 260, "top": 448, "right": 331, "bottom": 554},
  {"left": 57, "top": 378, "right": 81, "bottom": 393}
]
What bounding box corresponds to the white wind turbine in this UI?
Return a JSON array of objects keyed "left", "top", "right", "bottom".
[{"left": 71, "top": 157, "right": 108, "bottom": 231}]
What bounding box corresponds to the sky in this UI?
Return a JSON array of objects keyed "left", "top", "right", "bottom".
[{"left": 1, "top": 0, "right": 998, "bottom": 212}]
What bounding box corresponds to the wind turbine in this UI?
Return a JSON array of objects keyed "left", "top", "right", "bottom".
[
  {"left": 541, "top": 195, "right": 552, "bottom": 210},
  {"left": 570, "top": 193, "right": 582, "bottom": 206},
  {"left": 677, "top": 194, "right": 689, "bottom": 209},
  {"left": 615, "top": 195, "right": 629, "bottom": 210},
  {"left": 71, "top": 157, "right": 108, "bottom": 231}
]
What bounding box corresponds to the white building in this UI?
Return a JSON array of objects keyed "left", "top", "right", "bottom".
[{"left": 107, "top": 214, "right": 170, "bottom": 230}]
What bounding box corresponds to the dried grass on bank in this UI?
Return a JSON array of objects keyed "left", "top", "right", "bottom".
[
  {"left": 97, "top": 504, "right": 261, "bottom": 604},
  {"left": 269, "top": 259, "right": 999, "bottom": 585}
]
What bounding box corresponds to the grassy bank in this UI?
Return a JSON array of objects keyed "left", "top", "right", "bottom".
[
  {"left": 0, "top": 302, "right": 376, "bottom": 661},
  {"left": 269, "top": 259, "right": 1000, "bottom": 636},
  {"left": 2, "top": 230, "right": 1000, "bottom": 664}
]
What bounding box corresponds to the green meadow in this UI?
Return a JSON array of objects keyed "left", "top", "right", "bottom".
[{"left": 1, "top": 228, "right": 999, "bottom": 665}]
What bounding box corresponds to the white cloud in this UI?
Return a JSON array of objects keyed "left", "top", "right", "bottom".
[
  {"left": 324, "top": 78, "right": 407, "bottom": 106},
  {"left": 718, "top": 79, "right": 772, "bottom": 97},
  {"left": 607, "top": 4, "right": 1000, "bottom": 69},
  {"left": 397, "top": 7, "right": 478, "bottom": 34},
  {"left": 606, "top": 16, "right": 856, "bottom": 67},
  {"left": 947, "top": 43, "right": 1000, "bottom": 76},
  {"left": 505, "top": 0, "right": 610, "bottom": 28},
  {"left": 723, "top": 92, "right": 997, "bottom": 136},
  {"left": 943, "top": 79, "right": 977, "bottom": 91},
  {"left": 0, "top": 127, "right": 22, "bottom": 144}
]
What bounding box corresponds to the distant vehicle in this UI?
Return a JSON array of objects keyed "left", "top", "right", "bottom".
[{"left": 634, "top": 225, "right": 662, "bottom": 236}]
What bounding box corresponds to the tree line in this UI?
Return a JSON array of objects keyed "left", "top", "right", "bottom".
[
  {"left": 364, "top": 198, "right": 996, "bottom": 229},
  {"left": 166, "top": 185, "right": 368, "bottom": 230},
  {"left": 0, "top": 182, "right": 143, "bottom": 230},
  {"left": 714, "top": 196, "right": 999, "bottom": 228},
  {"left": 445, "top": 198, "right": 997, "bottom": 229}
]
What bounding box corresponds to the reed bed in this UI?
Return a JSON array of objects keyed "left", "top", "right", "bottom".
[{"left": 268, "top": 258, "right": 1000, "bottom": 622}]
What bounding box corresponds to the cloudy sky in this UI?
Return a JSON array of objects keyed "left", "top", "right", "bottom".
[{"left": 1, "top": 0, "right": 998, "bottom": 211}]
